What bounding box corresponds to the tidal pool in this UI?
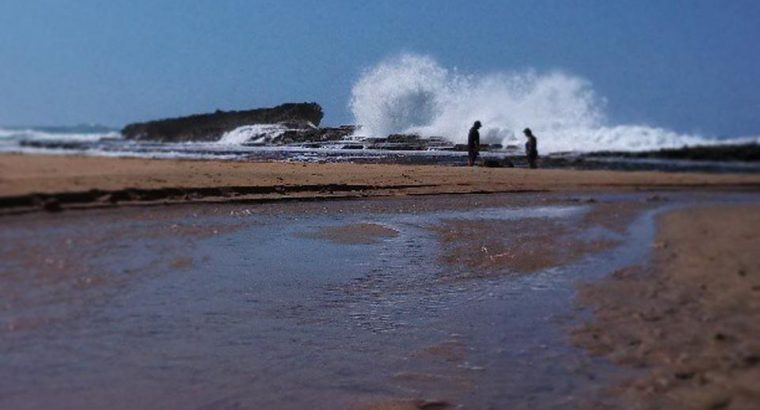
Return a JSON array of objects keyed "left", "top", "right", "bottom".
[{"left": 1, "top": 192, "right": 746, "bottom": 409}]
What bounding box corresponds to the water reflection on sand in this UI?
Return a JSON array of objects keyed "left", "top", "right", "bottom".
[{"left": 2, "top": 192, "right": 741, "bottom": 409}]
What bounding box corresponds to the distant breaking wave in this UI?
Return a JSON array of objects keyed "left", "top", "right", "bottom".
[
  {"left": 0, "top": 126, "right": 119, "bottom": 142},
  {"left": 349, "top": 53, "right": 758, "bottom": 153},
  {"left": 0, "top": 126, "right": 120, "bottom": 152}
]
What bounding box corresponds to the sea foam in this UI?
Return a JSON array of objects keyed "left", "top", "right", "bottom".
[
  {"left": 349, "top": 53, "right": 757, "bottom": 153},
  {"left": 217, "top": 124, "right": 288, "bottom": 145}
]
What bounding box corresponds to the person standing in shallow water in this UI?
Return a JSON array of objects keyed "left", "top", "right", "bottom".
[
  {"left": 524, "top": 128, "right": 538, "bottom": 168},
  {"left": 467, "top": 121, "right": 482, "bottom": 166}
]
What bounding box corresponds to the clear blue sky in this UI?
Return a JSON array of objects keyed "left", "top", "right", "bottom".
[{"left": 1, "top": 0, "right": 758, "bottom": 136}]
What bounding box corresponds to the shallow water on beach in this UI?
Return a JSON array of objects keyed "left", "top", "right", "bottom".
[{"left": 1, "top": 192, "right": 755, "bottom": 409}]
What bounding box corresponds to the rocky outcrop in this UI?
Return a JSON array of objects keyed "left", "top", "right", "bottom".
[
  {"left": 121, "top": 103, "right": 324, "bottom": 142},
  {"left": 274, "top": 126, "right": 356, "bottom": 145},
  {"left": 586, "top": 143, "right": 760, "bottom": 162}
]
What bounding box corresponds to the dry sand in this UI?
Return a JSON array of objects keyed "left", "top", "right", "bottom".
[
  {"left": 1, "top": 153, "right": 759, "bottom": 213},
  {"left": 574, "top": 205, "right": 760, "bottom": 409}
]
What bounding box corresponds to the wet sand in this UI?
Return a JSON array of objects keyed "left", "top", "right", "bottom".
[
  {"left": 4, "top": 190, "right": 758, "bottom": 409},
  {"left": 573, "top": 204, "right": 760, "bottom": 409},
  {"left": 0, "top": 192, "right": 664, "bottom": 409},
  {"left": 1, "top": 153, "right": 759, "bottom": 213}
]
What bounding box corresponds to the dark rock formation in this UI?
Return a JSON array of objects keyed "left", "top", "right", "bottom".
[
  {"left": 451, "top": 143, "right": 502, "bottom": 152},
  {"left": 586, "top": 143, "right": 760, "bottom": 162},
  {"left": 354, "top": 134, "right": 454, "bottom": 151},
  {"left": 370, "top": 134, "right": 427, "bottom": 150},
  {"left": 481, "top": 158, "right": 515, "bottom": 168},
  {"left": 274, "top": 126, "right": 356, "bottom": 145},
  {"left": 121, "top": 103, "right": 324, "bottom": 142}
]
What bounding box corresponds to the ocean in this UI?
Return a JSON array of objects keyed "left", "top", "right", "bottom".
[
  {"left": 2, "top": 53, "right": 759, "bottom": 170},
  {"left": 2, "top": 122, "right": 759, "bottom": 174}
]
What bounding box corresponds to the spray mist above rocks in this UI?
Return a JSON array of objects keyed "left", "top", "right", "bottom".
[{"left": 349, "top": 53, "right": 743, "bottom": 153}]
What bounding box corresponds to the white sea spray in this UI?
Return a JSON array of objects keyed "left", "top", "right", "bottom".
[
  {"left": 349, "top": 53, "right": 758, "bottom": 153},
  {"left": 217, "top": 124, "right": 289, "bottom": 145}
]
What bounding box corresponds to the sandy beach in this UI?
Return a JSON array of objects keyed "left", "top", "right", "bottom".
[
  {"left": 1, "top": 154, "right": 759, "bottom": 409},
  {"left": 3, "top": 1, "right": 759, "bottom": 408},
  {"left": 1, "top": 153, "right": 759, "bottom": 213},
  {"left": 574, "top": 205, "right": 760, "bottom": 409}
]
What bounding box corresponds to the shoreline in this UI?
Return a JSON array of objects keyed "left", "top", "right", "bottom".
[{"left": 2, "top": 153, "right": 760, "bottom": 214}]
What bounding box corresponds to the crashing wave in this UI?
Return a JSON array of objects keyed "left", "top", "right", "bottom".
[
  {"left": 217, "top": 124, "right": 290, "bottom": 145},
  {"left": 349, "top": 53, "right": 757, "bottom": 153}
]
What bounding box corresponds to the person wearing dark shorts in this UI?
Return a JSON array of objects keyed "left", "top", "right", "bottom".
[
  {"left": 523, "top": 127, "right": 538, "bottom": 169},
  {"left": 467, "top": 121, "right": 482, "bottom": 166}
]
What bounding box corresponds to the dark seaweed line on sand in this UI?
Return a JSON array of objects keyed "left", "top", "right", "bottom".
[
  {"left": 0, "top": 183, "right": 436, "bottom": 213},
  {"left": 577, "top": 182, "right": 760, "bottom": 191},
  {"left": 2, "top": 181, "right": 760, "bottom": 216}
]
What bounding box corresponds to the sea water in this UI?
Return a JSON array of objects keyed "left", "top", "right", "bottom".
[{"left": 3, "top": 192, "right": 760, "bottom": 409}]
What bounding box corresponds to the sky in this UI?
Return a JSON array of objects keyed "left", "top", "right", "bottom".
[{"left": 0, "top": 0, "right": 758, "bottom": 137}]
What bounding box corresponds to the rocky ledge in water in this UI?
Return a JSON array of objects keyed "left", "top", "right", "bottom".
[
  {"left": 121, "top": 102, "right": 324, "bottom": 142},
  {"left": 586, "top": 143, "right": 760, "bottom": 162},
  {"left": 281, "top": 133, "right": 504, "bottom": 152}
]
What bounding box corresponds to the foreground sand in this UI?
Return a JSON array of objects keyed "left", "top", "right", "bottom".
[
  {"left": 1, "top": 153, "right": 759, "bottom": 213},
  {"left": 2, "top": 153, "right": 760, "bottom": 408},
  {"left": 574, "top": 205, "right": 760, "bottom": 409}
]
